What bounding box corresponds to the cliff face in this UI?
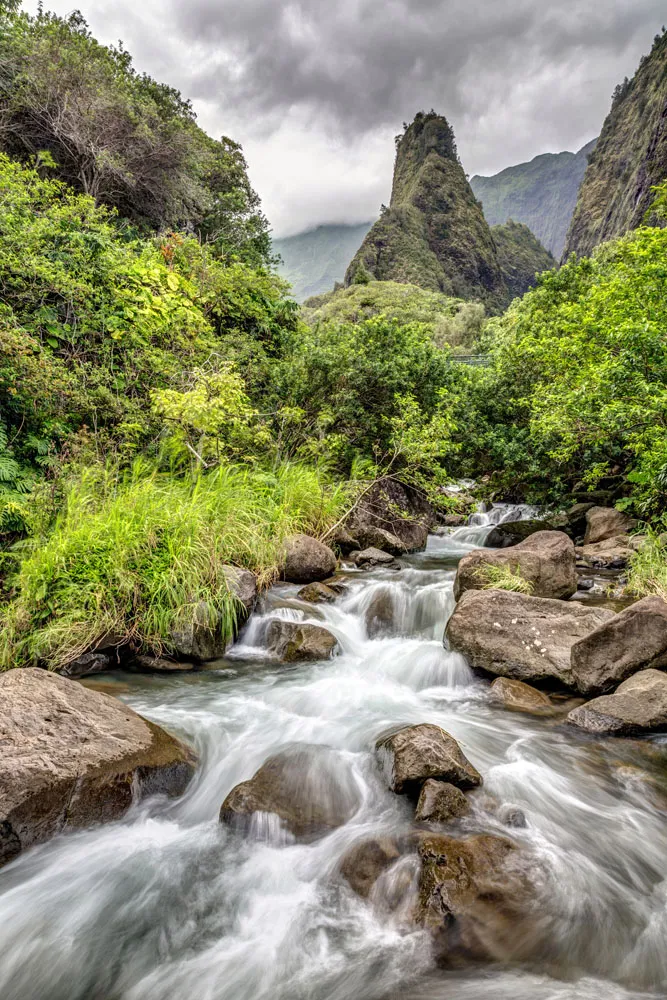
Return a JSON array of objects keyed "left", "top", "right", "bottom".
[
  {"left": 471, "top": 140, "right": 596, "bottom": 258},
  {"left": 345, "top": 113, "right": 507, "bottom": 310},
  {"left": 563, "top": 31, "right": 667, "bottom": 259},
  {"left": 491, "top": 220, "right": 556, "bottom": 299}
]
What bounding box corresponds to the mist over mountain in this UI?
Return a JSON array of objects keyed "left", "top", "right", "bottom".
[{"left": 274, "top": 223, "right": 373, "bottom": 301}]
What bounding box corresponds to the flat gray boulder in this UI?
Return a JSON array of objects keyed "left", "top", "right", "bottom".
[
  {"left": 454, "top": 531, "right": 577, "bottom": 601},
  {"left": 376, "top": 723, "right": 482, "bottom": 796},
  {"left": 446, "top": 590, "right": 614, "bottom": 688},
  {"left": 280, "top": 533, "right": 337, "bottom": 584},
  {"left": 352, "top": 547, "right": 397, "bottom": 568},
  {"left": 570, "top": 596, "right": 667, "bottom": 696},
  {"left": 568, "top": 669, "right": 667, "bottom": 735},
  {"left": 220, "top": 743, "right": 360, "bottom": 840},
  {"left": 0, "top": 669, "right": 196, "bottom": 867},
  {"left": 266, "top": 620, "right": 338, "bottom": 662},
  {"left": 584, "top": 506, "right": 637, "bottom": 545}
]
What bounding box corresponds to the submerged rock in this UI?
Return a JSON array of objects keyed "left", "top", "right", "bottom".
[
  {"left": 567, "top": 669, "right": 667, "bottom": 735},
  {"left": 0, "top": 668, "right": 196, "bottom": 867},
  {"left": 375, "top": 723, "right": 482, "bottom": 796},
  {"left": 365, "top": 589, "right": 395, "bottom": 638},
  {"left": 220, "top": 743, "right": 360, "bottom": 840},
  {"left": 415, "top": 779, "right": 470, "bottom": 823},
  {"left": 454, "top": 530, "right": 577, "bottom": 602},
  {"left": 570, "top": 596, "right": 667, "bottom": 696},
  {"left": 339, "top": 836, "right": 404, "bottom": 898},
  {"left": 490, "top": 676, "right": 555, "bottom": 715},
  {"left": 131, "top": 655, "right": 196, "bottom": 673},
  {"left": 280, "top": 534, "right": 337, "bottom": 584},
  {"left": 446, "top": 589, "right": 614, "bottom": 688},
  {"left": 584, "top": 506, "right": 637, "bottom": 545},
  {"left": 266, "top": 620, "right": 339, "bottom": 662}
]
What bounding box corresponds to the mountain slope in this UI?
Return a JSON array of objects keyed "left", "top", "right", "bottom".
[
  {"left": 564, "top": 30, "right": 667, "bottom": 259},
  {"left": 491, "top": 220, "right": 557, "bottom": 298},
  {"left": 470, "top": 140, "right": 596, "bottom": 258},
  {"left": 345, "top": 112, "right": 507, "bottom": 310},
  {"left": 274, "top": 222, "right": 373, "bottom": 301}
]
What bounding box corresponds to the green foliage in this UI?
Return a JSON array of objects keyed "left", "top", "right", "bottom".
[
  {"left": 626, "top": 534, "right": 667, "bottom": 601},
  {"left": 0, "top": 461, "right": 350, "bottom": 669},
  {"left": 0, "top": 4, "right": 271, "bottom": 265},
  {"left": 477, "top": 563, "right": 534, "bottom": 594},
  {"left": 491, "top": 220, "right": 556, "bottom": 299}
]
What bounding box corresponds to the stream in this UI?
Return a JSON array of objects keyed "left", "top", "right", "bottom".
[{"left": 0, "top": 507, "right": 666, "bottom": 1000}]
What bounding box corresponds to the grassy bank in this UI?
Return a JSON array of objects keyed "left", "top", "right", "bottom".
[
  {"left": 626, "top": 534, "right": 667, "bottom": 602},
  {"left": 0, "top": 462, "right": 350, "bottom": 670}
]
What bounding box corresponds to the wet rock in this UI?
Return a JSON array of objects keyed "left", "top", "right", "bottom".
[
  {"left": 567, "top": 669, "right": 667, "bottom": 735},
  {"left": 352, "top": 547, "right": 398, "bottom": 569},
  {"left": 266, "top": 620, "right": 339, "bottom": 662},
  {"left": 58, "top": 651, "right": 116, "bottom": 679},
  {"left": 454, "top": 531, "right": 577, "bottom": 602},
  {"left": 321, "top": 579, "right": 348, "bottom": 596},
  {"left": 365, "top": 589, "right": 395, "bottom": 638},
  {"left": 416, "top": 832, "right": 536, "bottom": 963},
  {"left": 297, "top": 582, "right": 338, "bottom": 604},
  {"left": 415, "top": 779, "right": 470, "bottom": 822},
  {"left": 446, "top": 590, "right": 614, "bottom": 688},
  {"left": 329, "top": 526, "right": 358, "bottom": 555},
  {"left": 579, "top": 535, "right": 635, "bottom": 569},
  {"left": 0, "top": 668, "right": 196, "bottom": 867},
  {"left": 347, "top": 477, "right": 433, "bottom": 553},
  {"left": 280, "top": 533, "right": 337, "bottom": 584},
  {"left": 130, "top": 655, "right": 196, "bottom": 673},
  {"left": 352, "top": 524, "right": 406, "bottom": 555},
  {"left": 376, "top": 723, "right": 482, "bottom": 796},
  {"left": 485, "top": 519, "right": 554, "bottom": 549},
  {"left": 570, "top": 596, "right": 667, "bottom": 696},
  {"left": 497, "top": 804, "right": 527, "bottom": 828},
  {"left": 490, "top": 676, "right": 554, "bottom": 716},
  {"left": 220, "top": 743, "right": 360, "bottom": 840},
  {"left": 442, "top": 514, "right": 467, "bottom": 528},
  {"left": 584, "top": 506, "right": 637, "bottom": 545},
  {"left": 222, "top": 565, "right": 258, "bottom": 622},
  {"left": 339, "top": 836, "right": 403, "bottom": 897},
  {"left": 550, "top": 503, "right": 596, "bottom": 540},
  {"left": 169, "top": 600, "right": 225, "bottom": 661}
]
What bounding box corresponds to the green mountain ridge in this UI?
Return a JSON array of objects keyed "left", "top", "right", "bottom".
[
  {"left": 564, "top": 29, "right": 667, "bottom": 258},
  {"left": 274, "top": 222, "right": 373, "bottom": 301},
  {"left": 470, "top": 140, "right": 597, "bottom": 258}
]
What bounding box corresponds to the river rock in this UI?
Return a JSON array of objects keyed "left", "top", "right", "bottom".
[
  {"left": 485, "top": 519, "right": 554, "bottom": 549},
  {"left": 415, "top": 779, "right": 470, "bottom": 822},
  {"left": 130, "top": 655, "right": 196, "bottom": 672},
  {"left": 352, "top": 525, "right": 406, "bottom": 555},
  {"left": 59, "top": 650, "right": 116, "bottom": 679},
  {"left": 0, "top": 668, "right": 196, "bottom": 867},
  {"left": 446, "top": 590, "right": 614, "bottom": 688},
  {"left": 375, "top": 723, "right": 482, "bottom": 796},
  {"left": 569, "top": 597, "right": 667, "bottom": 696},
  {"left": 352, "top": 547, "right": 398, "bottom": 569},
  {"left": 280, "top": 533, "right": 337, "bottom": 584},
  {"left": 220, "top": 743, "right": 360, "bottom": 840},
  {"left": 222, "top": 565, "right": 258, "bottom": 621},
  {"left": 329, "top": 526, "right": 358, "bottom": 555},
  {"left": 584, "top": 506, "right": 637, "bottom": 545},
  {"left": 339, "top": 835, "right": 404, "bottom": 897},
  {"left": 347, "top": 477, "right": 433, "bottom": 553},
  {"left": 550, "top": 503, "right": 596, "bottom": 540},
  {"left": 454, "top": 531, "right": 577, "bottom": 602},
  {"left": 169, "top": 600, "right": 225, "bottom": 661},
  {"left": 266, "top": 620, "right": 339, "bottom": 662},
  {"left": 489, "top": 677, "right": 554, "bottom": 715},
  {"left": 417, "top": 832, "right": 536, "bottom": 963},
  {"left": 567, "top": 669, "right": 667, "bottom": 735},
  {"left": 365, "top": 588, "right": 395, "bottom": 638},
  {"left": 297, "top": 582, "right": 338, "bottom": 604},
  {"left": 579, "top": 535, "right": 635, "bottom": 569},
  {"left": 442, "top": 514, "right": 467, "bottom": 528}
]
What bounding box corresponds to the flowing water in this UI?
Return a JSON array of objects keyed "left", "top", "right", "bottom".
[{"left": 0, "top": 508, "right": 666, "bottom": 1000}]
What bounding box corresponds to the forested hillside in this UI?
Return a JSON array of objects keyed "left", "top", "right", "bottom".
[
  {"left": 471, "top": 140, "right": 596, "bottom": 257},
  {"left": 274, "top": 223, "right": 373, "bottom": 301},
  {"left": 564, "top": 29, "right": 667, "bottom": 257}
]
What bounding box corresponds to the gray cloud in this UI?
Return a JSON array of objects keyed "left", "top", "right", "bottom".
[{"left": 25, "top": 0, "right": 667, "bottom": 234}]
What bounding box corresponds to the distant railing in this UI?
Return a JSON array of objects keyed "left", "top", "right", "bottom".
[{"left": 448, "top": 355, "right": 490, "bottom": 367}]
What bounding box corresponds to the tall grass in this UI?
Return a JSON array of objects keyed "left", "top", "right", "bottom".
[
  {"left": 0, "top": 461, "right": 350, "bottom": 670},
  {"left": 477, "top": 562, "right": 534, "bottom": 595},
  {"left": 626, "top": 533, "right": 667, "bottom": 601}
]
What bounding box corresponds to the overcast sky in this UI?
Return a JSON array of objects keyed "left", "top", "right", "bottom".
[{"left": 25, "top": 0, "right": 667, "bottom": 236}]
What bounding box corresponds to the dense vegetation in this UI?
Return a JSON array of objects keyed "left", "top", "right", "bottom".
[
  {"left": 490, "top": 220, "right": 556, "bottom": 299},
  {"left": 470, "top": 140, "right": 596, "bottom": 258},
  {"left": 1, "top": 4, "right": 667, "bottom": 670}
]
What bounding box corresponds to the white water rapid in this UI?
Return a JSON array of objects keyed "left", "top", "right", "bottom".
[{"left": 0, "top": 509, "right": 665, "bottom": 1000}]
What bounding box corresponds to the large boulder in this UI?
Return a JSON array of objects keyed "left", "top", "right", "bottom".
[
  {"left": 365, "top": 588, "right": 395, "bottom": 638},
  {"left": 220, "top": 743, "right": 360, "bottom": 840},
  {"left": 352, "top": 547, "right": 398, "bottom": 569},
  {"left": 570, "top": 597, "right": 667, "bottom": 696},
  {"left": 222, "top": 565, "right": 258, "bottom": 621},
  {"left": 339, "top": 835, "right": 405, "bottom": 898},
  {"left": 351, "top": 525, "right": 406, "bottom": 555},
  {"left": 417, "top": 832, "right": 537, "bottom": 963},
  {"left": 169, "top": 599, "right": 225, "bottom": 661},
  {"left": 265, "top": 620, "right": 339, "bottom": 662},
  {"left": 549, "top": 503, "right": 595, "bottom": 540},
  {"left": 280, "top": 534, "right": 337, "bottom": 584},
  {"left": 485, "top": 519, "right": 553, "bottom": 549},
  {"left": 446, "top": 590, "right": 614, "bottom": 688},
  {"left": 415, "top": 779, "right": 470, "bottom": 823},
  {"left": 0, "top": 669, "right": 196, "bottom": 867},
  {"left": 567, "top": 669, "right": 667, "bottom": 735},
  {"left": 584, "top": 506, "right": 637, "bottom": 545},
  {"left": 297, "top": 582, "right": 338, "bottom": 604},
  {"left": 375, "top": 724, "right": 482, "bottom": 796},
  {"left": 454, "top": 531, "right": 577, "bottom": 602},
  {"left": 347, "top": 477, "right": 433, "bottom": 553},
  {"left": 578, "top": 534, "right": 642, "bottom": 569},
  {"left": 489, "top": 677, "right": 555, "bottom": 716}
]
